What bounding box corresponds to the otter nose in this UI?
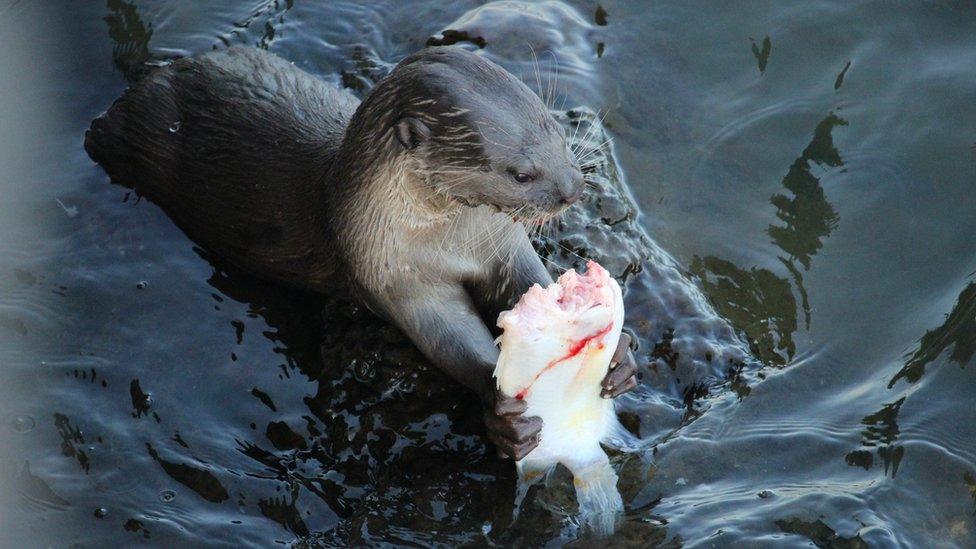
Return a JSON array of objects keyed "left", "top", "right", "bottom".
[{"left": 557, "top": 169, "right": 585, "bottom": 205}]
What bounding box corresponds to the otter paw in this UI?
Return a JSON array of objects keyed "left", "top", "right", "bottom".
[
  {"left": 484, "top": 391, "right": 542, "bottom": 460},
  {"left": 601, "top": 332, "right": 638, "bottom": 398}
]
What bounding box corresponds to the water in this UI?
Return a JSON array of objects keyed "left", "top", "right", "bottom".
[{"left": 1, "top": 1, "right": 975, "bottom": 546}]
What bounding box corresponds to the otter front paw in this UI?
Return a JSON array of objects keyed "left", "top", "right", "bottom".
[
  {"left": 601, "top": 331, "right": 638, "bottom": 398},
  {"left": 483, "top": 390, "right": 542, "bottom": 460}
]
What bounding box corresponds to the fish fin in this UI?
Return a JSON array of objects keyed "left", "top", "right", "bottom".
[
  {"left": 512, "top": 460, "right": 555, "bottom": 522},
  {"left": 601, "top": 415, "right": 642, "bottom": 452}
]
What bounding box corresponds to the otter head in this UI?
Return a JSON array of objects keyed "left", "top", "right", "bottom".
[{"left": 379, "top": 47, "right": 585, "bottom": 221}]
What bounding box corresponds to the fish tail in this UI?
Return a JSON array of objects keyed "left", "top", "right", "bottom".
[{"left": 567, "top": 456, "right": 623, "bottom": 537}]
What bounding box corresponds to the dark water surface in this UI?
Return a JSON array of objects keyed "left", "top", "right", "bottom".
[{"left": 2, "top": 1, "right": 976, "bottom": 547}]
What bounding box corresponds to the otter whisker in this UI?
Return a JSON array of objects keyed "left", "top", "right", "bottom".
[
  {"left": 538, "top": 250, "right": 568, "bottom": 272},
  {"left": 568, "top": 122, "right": 584, "bottom": 155},
  {"left": 576, "top": 136, "right": 614, "bottom": 160},
  {"left": 463, "top": 207, "right": 513, "bottom": 251},
  {"left": 556, "top": 67, "right": 570, "bottom": 113},
  {"left": 435, "top": 167, "right": 482, "bottom": 176},
  {"left": 479, "top": 207, "right": 523, "bottom": 265},
  {"left": 578, "top": 158, "right": 606, "bottom": 169},
  {"left": 575, "top": 146, "right": 612, "bottom": 166},
  {"left": 435, "top": 174, "right": 481, "bottom": 194},
  {"left": 434, "top": 166, "right": 482, "bottom": 174},
  {"left": 570, "top": 110, "right": 593, "bottom": 153},
  {"left": 575, "top": 109, "right": 609, "bottom": 153},
  {"left": 435, "top": 176, "right": 479, "bottom": 184},
  {"left": 547, "top": 50, "right": 562, "bottom": 112},
  {"left": 434, "top": 175, "right": 478, "bottom": 185},
  {"left": 545, "top": 51, "right": 556, "bottom": 110},
  {"left": 532, "top": 216, "right": 570, "bottom": 272},
  {"left": 477, "top": 131, "right": 518, "bottom": 151},
  {"left": 574, "top": 109, "right": 610, "bottom": 153},
  {"left": 476, "top": 116, "right": 514, "bottom": 139},
  {"left": 537, "top": 232, "right": 591, "bottom": 268},
  {"left": 528, "top": 43, "right": 548, "bottom": 108},
  {"left": 486, "top": 209, "right": 522, "bottom": 267},
  {"left": 439, "top": 204, "right": 463, "bottom": 252},
  {"left": 569, "top": 110, "right": 601, "bottom": 155},
  {"left": 579, "top": 133, "right": 613, "bottom": 152}
]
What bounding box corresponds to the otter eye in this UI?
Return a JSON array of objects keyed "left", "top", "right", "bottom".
[{"left": 513, "top": 172, "right": 534, "bottom": 183}]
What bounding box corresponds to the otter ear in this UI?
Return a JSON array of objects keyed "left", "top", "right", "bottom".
[{"left": 395, "top": 117, "right": 431, "bottom": 150}]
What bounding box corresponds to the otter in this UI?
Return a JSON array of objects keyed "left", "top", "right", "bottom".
[{"left": 84, "top": 46, "right": 637, "bottom": 459}]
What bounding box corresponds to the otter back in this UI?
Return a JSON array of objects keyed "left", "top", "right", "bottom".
[{"left": 85, "top": 47, "right": 360, "bottom": 289}]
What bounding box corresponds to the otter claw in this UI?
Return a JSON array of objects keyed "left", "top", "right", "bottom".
[
  {"left": 490, "top": 432, "right": 540, "bottom": 460},
  {"left": 601, "top": 332, "right": 638, "bottom": 398},
  {"left": 485, "top": 389, "right": 542, "bottom": 460}
]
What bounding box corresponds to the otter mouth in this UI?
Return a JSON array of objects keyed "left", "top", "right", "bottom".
[
  {"left": 446, "top": 193, "right": 567, "bottom": 226},
  {"left": 512, "top": 210, "right": 555, "bottom": 226}
]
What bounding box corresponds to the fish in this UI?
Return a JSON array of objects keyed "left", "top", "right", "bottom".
[{"left": 494, "top": 260, "right": 625, "bottom": 535}]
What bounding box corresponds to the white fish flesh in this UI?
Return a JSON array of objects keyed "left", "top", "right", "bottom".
[{"left": 494, "top": 260, "right": 625, "bottom": 535}]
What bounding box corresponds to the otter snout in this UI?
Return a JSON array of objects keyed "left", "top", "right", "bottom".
[{"left": 556, "top": 168, "right": 585, "bottom": 206}]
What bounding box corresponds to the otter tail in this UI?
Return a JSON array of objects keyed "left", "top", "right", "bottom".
[
  {"left": 84, "top": 105, "right": 133, "bottom": 186},
  {"left": 84, "top": 66, "right": 181, "bottom": 198}
]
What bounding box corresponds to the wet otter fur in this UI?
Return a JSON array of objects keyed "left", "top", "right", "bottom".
[{"left": 85, "top": 45, "right": 637, "bottom": 458}]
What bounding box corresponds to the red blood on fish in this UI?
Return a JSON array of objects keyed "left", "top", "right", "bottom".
[{"left": 514, "top": 321, "right": 614, "bottom": 399}]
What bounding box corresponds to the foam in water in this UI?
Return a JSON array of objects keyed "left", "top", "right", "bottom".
[{"left": 493, "top": 260, "right": 625, "bottom": 536}]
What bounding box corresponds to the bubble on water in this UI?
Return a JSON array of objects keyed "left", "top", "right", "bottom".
[
  {"left": 159, "top": 489, "right": 176, "bottom": 503},
  {"left": 136, "top": 280, "right": 149, "bottom": 290},
  {"left": 169, "top": 120, "right": 181, "bottom": 133},
  {"left": 11, "top": 416, "right": 35, "bottom": 433},
  {"left": 94, "top": 507, "right": 109, "bottom": 518},
  {"left": 352, "top": 359, "right": 376, "bottom": 382}
]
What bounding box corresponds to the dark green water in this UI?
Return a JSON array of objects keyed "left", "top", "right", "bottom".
[{"left": 1, "top": 1, "right": 975, "bottom": 546}]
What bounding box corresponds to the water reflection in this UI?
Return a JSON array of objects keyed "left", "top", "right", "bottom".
[
  {"left": 965, "top": 472, "right": 976, "bottom": 514},
  {"left": 693, "top": 112, "right": 846, "bottom": 365},
  {"left": 215, "top": 0, "right": 294, "bottom": 50},
  {"left": 145, "top": 443, "right": 229, "bottom": 503},
  {"left": 690, "top": 255, "right": 797, "bottom": 366},
  {"left": 340, "top": 46, "right": 392, "bottom": 94},
  {"left": 848, "top": 278, "right": 976, "bottom": 475},
  {"left": 123, "top": 517, "right": 151, "bottom": 538},
  {"left": 834, "top": 61, "right": 852, "bottom": 90},
  {"left": 112, "top": 110, "right": 704, "bottom": 544},
  {"left": 258, "top": 488, "right": 309, "bottom": 537},
  {"left": 750, "top": 36, "right": 771, "bottom": 75},
  {"left": 889, "top": 281, "right": 976, "bottom": 388},
  {"left": 8, "top": 0, "right": 972, "bottom": 546},
  {"left": 775, "top": 517, "right": 868, "bottom": 548},
  {"left": 429, "top": 1, "right": 603, "bottom": 106},
  {"left": 844, "top": 397, "right": 905, "bottom": 477},
  {"left": 129, "top": 378, "right": 158, "bottom": 421},
  {"left": 201, "top": 262, "right": 520, "bottom": 543},
  {"left": 53, "top": 413, "right": 90, "bottom": 474},
  {"left": 768, "top": 114, "right": 844, "bottom": 268},
  {"left": 15, "top": 461, "right": 71, "bottom": 511},
  {"left": 104, "top": 0, "right": 154, "bottom": 80}
]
